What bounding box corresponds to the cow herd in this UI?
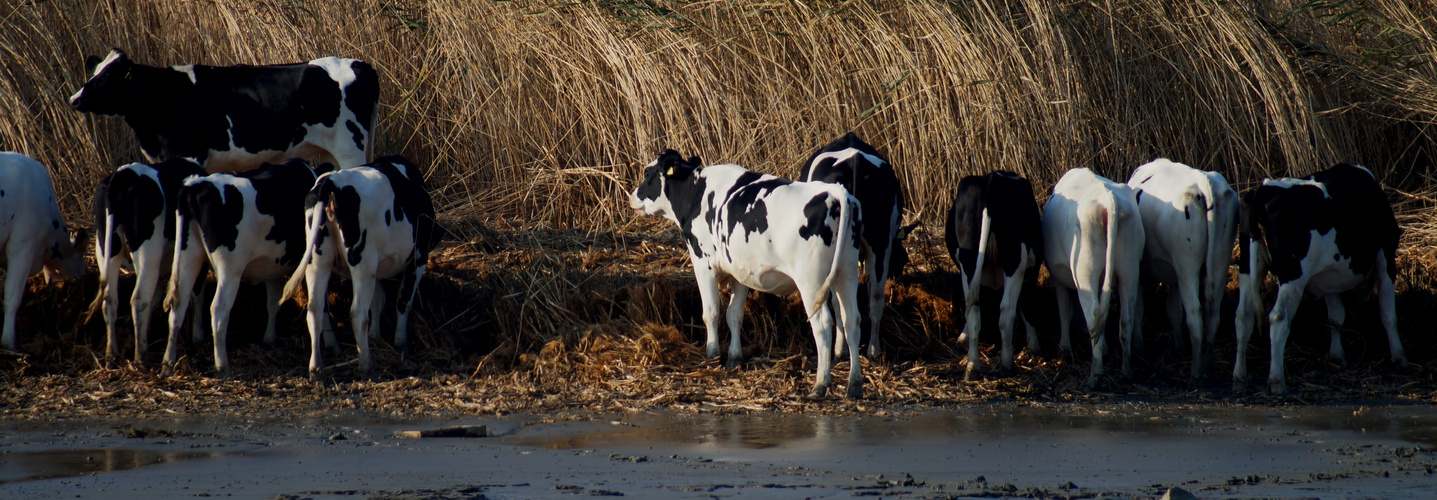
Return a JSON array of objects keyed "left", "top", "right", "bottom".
[
  {"left": 0, "top": 49, "right": 1414, "bottom": 398},
  {"left": 634, "top": 145, "right": 1409, "bottom": 397}
]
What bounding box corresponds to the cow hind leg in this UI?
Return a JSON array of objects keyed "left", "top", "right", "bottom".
[
  {"left": 263, "top": 281, "right": 283, "bottom": 348},
  {"left": 1375, "top": 252, "right": 1407, "bottom": 366},
  {"left": 725, "top": 284, "right": 749, "bottom": 368},
  {"left": 804, "top": 301, "right": 836, "bottom": 399},
  {"left": 835, "top": 272, "right": 863, "bottom": 399},
  {"left": 129, "top": 253, "right": 165, "bottom": 364},
  {"left": 695, "top": 268, "right": 723, "bottom": 360},
  {"left": 394, "top": 263, "right": 426, "bottom": 353},
  {"left": 1, "top": 249, "right": 36, "bottom": 351},
  {"left": 163, "top": 247, "right": 207, "bottom": 377},
  {"left": 304, "top": 264, "right": 335, "bottom": 379},
  {"left": 996, "top": 265, "right": 1028, "bottom": 374},
  {"left": 1323, "top": 294, "right": 1347, "bottom": 367},
  {"left": 1165, "top": 290, "right": 1185, "bottom": 353},
  {"left": 1055, "top": 283, "right": 1074, "bottom": 355},
  {"left": 962, "top": 284, "right": 983, "bottom": 382},
  {"left": 866, "top": 244, "right": 889, "bottom": 359},
  {"left": 349, "top": 269, "right": 380, "bottom": 377},
  {"left": 1176, "top": 278, "right": 1206, "bottom": 385},
  {"left": 208, "top": 270, "right": 244, "bottom": 378},
  {"left": 100, "top": 255, "right": 124, "bottom": 362},
  {"left": 369, "top": 283, "right": 387, "bottom": 341},
  {"left": 1266, "top": 280, "right": 1307, "bottom": 395}
]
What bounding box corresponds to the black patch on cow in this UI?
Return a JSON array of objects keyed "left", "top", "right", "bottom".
[
  {"left": 71, "top": 51, "right": 379, "bottom": 165},
  {"left": 1, "top": 190, "right": 6, "bottom": 196},
  {"left": 703, "top": 191, "right": 716, "bottom": 231},
  {"left": 104, "top": 158, "right": 204, "bottom": 255},
  {"left": 344, "top": 61, "right": 380, "bottom": 136},
  {"left": 1134, "top": 189, "right": 1143, "bottom": 205},
  {"left": 178, "top": 182, "right": 243, "bottom": 254},
  {"left": 384, "top": 210, "right": 392, "bottom": 226},
  {"left": 331, "top": 184, "right": 368, "bottom": 266},
  {"left": 798, "top": 195, "right": 836, "bottom": 246},
  {"left": 944, "top": 171, "right": 1045, "bottom": 288},
  {"left": 346, "top": 120, "right": 365, "bottom": 152},
  {"left": 1184, "top": 204, "right": 1191, "bottom": 219},
  {"left": 724, "top": 177, "right": 789, "bottom": 241},
  {"left": 1246, "top": 164, "right": 1399, "bottom": 284},
  {"left": 244, "top": 159, "right": 320, "bottom": 265},
  {"left": 92, "top": 174, "right": 115, "bottom": 256}
]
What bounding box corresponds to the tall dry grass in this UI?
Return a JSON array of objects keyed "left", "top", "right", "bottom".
[{"left": 1, "top": 0, "right": 1434, "bottom": 231}]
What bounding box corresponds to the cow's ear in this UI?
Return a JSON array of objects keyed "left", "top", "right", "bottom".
[
  {"left": 85, "top": 55, "right": 101, "bottom": 74},
  {"left": 687, "top": 156, "right": 702, "bottom": 168}
]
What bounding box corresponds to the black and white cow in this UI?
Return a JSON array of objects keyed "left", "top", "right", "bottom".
[
  {"left": 162, "top": 159, "right": 323, "bottom": 377},
  {"left": 1043, "top": 168, "right": 1145, "bottom": 390},
  {"left": 1233, "top": 163, "right": 1406, "bottom": 394},
  {"left": 801, "top": 132, "right": 905, "bottom": 358},
  {"left": 0, "top": 152, "right": 88, "bottom": 351},
  {"left": 88, "top": 158, "right": 206, "bottom": 363},
  {"left": 1127, "top": 159, "right": 1239, "bottom": 386},
  {"left": 280, "top": 155, "right": 438, "bottom": 377},
  {"left": 630, "top": 150, "right": 865, "bottom": 398},
  {"left": 944, "top": 171, "right": 1043, "bottom": 380},
  {"left": 70, "top": 49, "right": 378, "bottom": 173}
]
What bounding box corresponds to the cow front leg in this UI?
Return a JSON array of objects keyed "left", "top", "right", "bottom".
[
  {"left": 725, "top": 284, "right": 749, "bottom": 368},
  {"left": 694, "top": 268, "right": 723, "bottom": 360},
  {"left": 1324, "top": 294, "right": 1347, "bottom": 367}
]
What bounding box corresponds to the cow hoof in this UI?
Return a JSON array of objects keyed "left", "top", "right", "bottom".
[
  {"left": 160, "top": 364, "right": 176, "bottom": 378},
  {"left": 805, "top": 385, "right": 829, "bottom": 400},
  {"left": 1084, "top": 375, "right": 1101, "bottom": 392},
  {"left": 725, "top": 357, "right": 742, "bottom": 369},
  {"left": 1232, "top": 380, "right": 1247, "bottom": 394},
  {"left": 215, "top": 367, "right": 232, "bottom": 379},
  {"left": 963, "top": 364, "right": 979, "bottom": 382},
  {"left": 865, "top": 346, "right": 881, "bottom": 359},
  {"left": 1268, "top": 380, "right": 1288, "bottom": 396},
  {"left": 846, "top": 385, "right": 863, "bottom": 399},
  {"left": 956, "top": 332, "right": 969, "bottom": 345},
  {"left": 1394, "top": 356, "right": 1410, "bottom": 369}
]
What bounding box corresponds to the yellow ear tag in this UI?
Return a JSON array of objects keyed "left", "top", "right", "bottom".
[{"left": 666, "top": 167, "right": 674, "bottom": 176}]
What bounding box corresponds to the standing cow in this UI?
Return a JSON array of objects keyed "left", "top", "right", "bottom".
[
  {"left": 1233, "top": 164, "right": 1406, "bottom": 394},
  {"left": 69, "top": 49, "right": 378, "bottom": 172},
  {"left": 1127, "top": 159, "right": 1238, "bottom": 385},
  {"left": 945, "top": 171, "right": 1044, "bottom": 380},
  {"left": 1043, "top": 168, "right": 1145, "bottom": 390},
  {"left": 630, "top": 150, "right": 865, "bottom": 398},
  {"left": 0, "top": 153, "right": 88, "bottom": 350},
  {"left": 281, "top": 156, "right": 438, "bottom": 378},
  {"left": 801, "top": 132, "right": 904, "bottom": 358},
  {"left": 162, "top": 159, "right": 322, "bottom": 377},
  {"left": 89, "top": 158, "right": 206, "bottom": 363}
]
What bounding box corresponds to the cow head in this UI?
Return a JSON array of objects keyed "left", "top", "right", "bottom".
[
  {"left": 69, "top": 49, "right": 136, "bottom": 115},
  {"left": 630, "top": 150, "right": 701, "bottom": 222},
  {"left": 43, "top": 227, "right": 89, "bottom": 284}
]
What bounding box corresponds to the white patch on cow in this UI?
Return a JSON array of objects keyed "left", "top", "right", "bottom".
[
  {"left": 1263, "top": 177, "right": 1329, "bottom": 198},
  {"left": 71, "top": 50, "right": 125, "bottom": 104},
  {"left": 1351, "top": 164, "right": 1375, "bottom": 179},
  {"left": 309, "top": 57, "right": 358, "bottom": 89},
  {"left": 813, "top": 148, "right": 887, "bottom": 169},
  {"left": 171, "top": 64, "right": 197, "bottom": 84}
]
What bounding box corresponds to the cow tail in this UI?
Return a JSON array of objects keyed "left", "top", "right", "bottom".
[
  {"left": 1095, "top": 192, "right": 1119, "bottom": 327},
  {"left": 962, "top": 207, "right": 992, "bottom": 314},
  {"left": 281, "top": 179, "right": 332, "bottom": 305},
  {"left": 84, "top": 212, "right": 118, "bottom": 322},
  {"left": 807, "top": 189, "right": 854, "bottom": 320},
  {"left": 163, "top": 190, "right": 193, "bottom": 312}
]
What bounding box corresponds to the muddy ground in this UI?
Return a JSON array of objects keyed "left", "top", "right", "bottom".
[{"left": 1, "top": 404, "right": 1435, "bottom": 498}]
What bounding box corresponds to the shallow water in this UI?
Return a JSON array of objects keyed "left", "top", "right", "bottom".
[{"left": 1, "top": 404, "right": 1434, "bottom": 498}]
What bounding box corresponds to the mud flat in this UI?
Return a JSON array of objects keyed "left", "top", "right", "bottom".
[{"left": 1, "top": 403, "right": 1433, "bottom": 499}]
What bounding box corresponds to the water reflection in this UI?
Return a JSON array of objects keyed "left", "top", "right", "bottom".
[
  {"left": 513, "top": 405, "right": 1436, "bottom": 451},
  {"left": 0, "top": 448, "right": 222, "bottom": 484}
]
